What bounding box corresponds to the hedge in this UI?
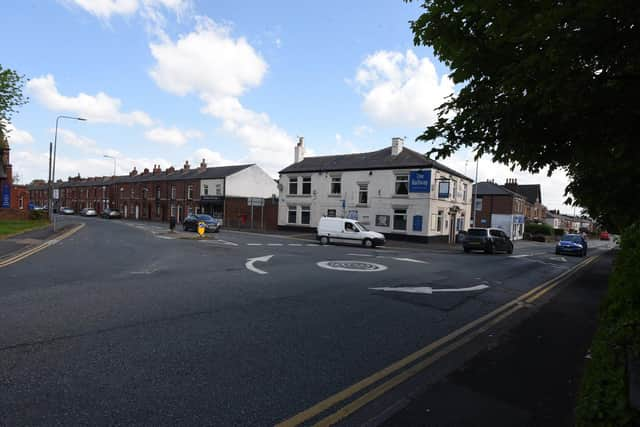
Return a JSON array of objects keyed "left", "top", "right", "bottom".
[
  {"left": 575, "top": 223, "right": 640, "bottom": 426},
  {"left": 524, "top": 222, "right": 553, "bottom": 236}
]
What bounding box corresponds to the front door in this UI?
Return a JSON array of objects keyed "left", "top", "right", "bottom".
[{"left": 449, "top": 213, "right": 457, "bottom": 244}]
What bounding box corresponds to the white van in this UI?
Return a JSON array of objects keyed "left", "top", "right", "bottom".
[{"left": 316, "top": 217, "right": 386, "bottom": 248}]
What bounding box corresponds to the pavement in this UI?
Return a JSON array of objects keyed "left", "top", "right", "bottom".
[
  {"left": 0, "top": 215, "right": 615, "bottom": 426},
  {"left": 0, "top": 223, "right": 74, "bottom": 258}
]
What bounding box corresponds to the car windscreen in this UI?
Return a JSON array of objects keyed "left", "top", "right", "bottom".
[
  {"left": 355, "top": 222, "right": 369, "bottom": 231},
  {"left": 197, "top": 215, "right": 215, "bottom": 222},
  {"left": 467, "top": 229, "right": 487, "bottom": 236},
  {"left": 561, "top": 235, "right": 582, "bottom": 243}
]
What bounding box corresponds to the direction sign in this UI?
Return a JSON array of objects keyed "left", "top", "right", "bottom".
[
  {"left": 53, "top": 188, "right": 60, "bottom": 200},
  {"left": 247, "top": 197, "right": 264, "bottom": 207}
]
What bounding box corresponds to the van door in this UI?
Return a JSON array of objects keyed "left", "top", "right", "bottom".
[{"left": 341, "top": 221, "right": 361, "bottom": 245}]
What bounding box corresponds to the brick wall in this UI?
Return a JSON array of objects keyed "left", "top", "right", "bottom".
[{"left": 224, "top": 197, "right": 278, "bottom": 230}]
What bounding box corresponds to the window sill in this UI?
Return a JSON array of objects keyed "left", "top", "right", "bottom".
[
  {"left": 392, "top": 194, "right": 409, "bottom": 198},
  {"left": 356, "top": 204, "right": 369, "bottom": 208},
  {"left": 287, "top": 194, "right": 311, "bottom": 198},
  {"left": 328, "top": 194, "right": 341, "bottom": 198}
]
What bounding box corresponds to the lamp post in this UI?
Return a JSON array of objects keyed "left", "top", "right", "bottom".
[
  {"left": 103, "top": 154, "right": 116, "bottom": 176},
  {"left": 49, "top": 115, "right": 87, "bottom": 230},
  {"left": 472, "top": 156, "right": 479, "bottom": 227}
]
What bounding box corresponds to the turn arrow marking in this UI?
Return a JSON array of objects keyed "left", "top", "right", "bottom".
[
  {"left": 370, "top": 284, "right": 489, "bottom": 294},
  {"left": 245, "top": 255, "right": 274, "bottom": 275}
]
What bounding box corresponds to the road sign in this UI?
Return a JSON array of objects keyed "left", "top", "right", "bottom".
[
  {"left": 53, "top": 188, "right": 59, "bottom": 200},
  {"left": 409, "top": 170, "right": 431, "bottom": 192},
  {"left": 197, "top": 221, "right": 206, "bottom": 237},
  {"left": 247, "top": 197, "right": 264, "bottom": 207}
]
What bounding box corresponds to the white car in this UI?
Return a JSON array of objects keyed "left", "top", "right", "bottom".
[{"left": 317, "top": 217, "right": 385, "bottom": 248}]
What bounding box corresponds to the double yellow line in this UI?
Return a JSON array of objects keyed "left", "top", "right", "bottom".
[
  {"left": 0, "top": 223, "right": 85, "bottom": 268},
  {"left": 277, "top": 254, "right": 601, "bottom": 427}
]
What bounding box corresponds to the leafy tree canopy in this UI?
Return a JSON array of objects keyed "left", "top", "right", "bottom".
[
  {"left": 0, "top": 64, "right": 28, "bottom": 134},
  {"left": 407, "top": 1, "right": 640, "bottom": 229}
]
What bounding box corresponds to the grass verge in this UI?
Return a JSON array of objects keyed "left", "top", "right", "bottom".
[
  {"left": 576, "top": 223, "right": 640, "bottom": 426},
  {"left": 0, "top": 219, "right": 50, "bottom": 238}
]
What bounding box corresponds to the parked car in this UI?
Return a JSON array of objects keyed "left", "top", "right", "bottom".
[
  {"left": 316, "top": 217, "right": 385, "bottom": 248},
  {"left": 556, "top": 234, "right": 588, "bottom": 257},
  {"left": 60, "top": 207, "right": 75, "bottom": 215},
  {"left": 463, "top": 227, "right": 514, "bottom": 254},
  {"left": 101, "top": 208, "right": 121, "bottom": 219},
  {"left": 80, "top": 207, "right": 98, "bottom": 217},
  {"left": 599, "top": 231, "right": 610, "bottom": 240},
  {"left": 183, "top": 214, "right": 221, "bottom": 233}
]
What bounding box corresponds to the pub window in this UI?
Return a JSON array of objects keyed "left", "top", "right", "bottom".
[
  {"left": 331, "top": 176, "right": 341, "bottom": 195},
  {"left": 301, "top": 206, "right": 311, "bottom": 224},
  {"left": 437, "top": 210, "right": 444, "bottom": 232},
  {"left": 395, "top": 175, "right": 408, "bottom": 195},
  {"left": 302, "top": 177, "right": 311, "bottom": 195},
  {"left": 289, "top": 177, "right": 298, "bottom": 195},
  {"left": 438, "top": 181, "right": 450, "bottom": 199},
  {"left": 393, "top": 209, "right": 407, "bottom": 230},
  {"left": 358, "top": 184, "right": 368, "bottom": 204},
  {"left": 288, "top": 206, "right": 297, "bottom": 224}
]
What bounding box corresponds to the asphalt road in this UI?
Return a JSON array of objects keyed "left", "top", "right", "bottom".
[{"left": 0, "top": 217, "right": 613, "bottom": 425}]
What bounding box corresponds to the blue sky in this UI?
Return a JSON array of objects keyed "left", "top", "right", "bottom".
[{"left": 1, "top": 0, "right": 572, "bottom": 210}]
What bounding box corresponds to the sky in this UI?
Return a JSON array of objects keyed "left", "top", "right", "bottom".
[{"left": 1, "top": 0, "right": 573, "bottom": 211}]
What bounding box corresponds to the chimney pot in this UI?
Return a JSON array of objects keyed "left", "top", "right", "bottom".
[
  {"left": 294, "top": 136, "right": 305, "bottom": 163},
  {"left": 391, "top": 137, "right": 404, "bottom": 156}
]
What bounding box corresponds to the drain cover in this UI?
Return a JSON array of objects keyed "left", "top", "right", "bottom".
[{"left": 316, "top": 260, "right": 388, "bottom": 272}]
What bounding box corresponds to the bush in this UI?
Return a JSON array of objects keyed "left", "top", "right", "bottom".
[
  {"left": 29, "top": 210, "right": 48, "bottom": 220},
  {"left": 575, "top": 223, "right": 640, "bottom": 426},
  {"left": 531, "top": 234, "right": 546, "bottom": 242},
  {"left": 554, "top": 228, "right": 565, "bottom": 236},
  {"left": 525, "top": 222, "right": 553, "bottom": 236}
]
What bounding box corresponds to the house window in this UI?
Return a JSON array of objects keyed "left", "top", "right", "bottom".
[
  {"left": 393, "top": 209, "right": 407, "bottom": 230},
  {"left": 463, "top": 183, "right": 468, "bottom": 202},
  {"left": 438, "top": 181, "right": 450, "bottom": 198},
  {"left": 170, "top": 185, "right": 176, "bottom": 200},
  {"left": 395, "top": 175, "right": 408, "bottom": 195},
  {"left": 289, "top": 177, "right": 298, "bottom": 195},
  {"left": 216, "top": 184, "right": 222, "bottom": 196},
  {"left": 327, "top": 209, "right": 336, "bottom": 217},
  {"left": 331, "top": 176, "right": 341, "bottom": 195},
  {"left": 19, "top": 195, "right": 24, "bottom": 209},
  {"left": 301, "top": 206, "right": 311, "bottom": 224},
  {"left": 203, "top": 184, "right": 209, "bottom": 196},
  {"left": 302, "top": 177, "right": 311, "bottom": 195},
  {"left": 288, "top": 206, "right": 297, "bottom": 224},
  {"left": 452, "top": 181, "right": 457, "bottom": 199},
  {"left": 437, "top": 210, "right": 444, "bottom": 232},
  {"left": 155, "top": 186, "right": 161, "bottom": 200},
  {"left": 187, "top": 185, "right": 193, "bottom": 200},
  {"left": 156, "top": 205, "right": 161, "bottom": 217},
  {"left": 358, "top": 184, "right": 368, "bottom": 204}
]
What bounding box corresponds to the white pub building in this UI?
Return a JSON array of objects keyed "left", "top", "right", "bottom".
[{"left": 278, "top": 137, "right": 473, "bottom": 243}]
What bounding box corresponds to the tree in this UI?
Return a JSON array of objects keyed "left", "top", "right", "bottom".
[
  {"left": 0, "top": 64, "right": 28, "bottom": 134},
  {"left": 407, "top": 0, "right": 640, "bottom": 230}
]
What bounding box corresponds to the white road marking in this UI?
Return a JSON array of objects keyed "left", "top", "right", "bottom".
[
  {"left": 317, "top": 260, "right": 388, "bottom": 272},
  {"left": 391, "top": 257, "right": 429, "bottom": 264},
  {"left": 217, "top": 239, "right": 238, "bottom": 246},
  {"left": 549, "top": 256, "right": 568, "bottom": 262},
  {"left": 306, "top": 244, "right": 319, "bottom": 247},
  {"left": 288, "top": 243, "right": 303, "bottom": 246},
  {"left": 370, "top": 284, "right": 489, "bottom": 294},
  {"left": 247, "top": 243, "right": 263, "bottom": 246},
  {"left": 245, "top": 255, "right": 274, "bottom": 275},
  {"left": 156, "top": 235, "right": 175, "bottom": 240},
  {"left": 347, "top": 253, "right": 374, "bottom": 257},
  {"left": 268, "top": 243, "right": 283, "bottom": 246},
  {"left": 509, "top": 254, "right": 531, "bottom": 258}
]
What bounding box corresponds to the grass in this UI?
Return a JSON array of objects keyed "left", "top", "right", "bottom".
[{"left": 0, "top": 219, "right": 50, "bottom": 238}]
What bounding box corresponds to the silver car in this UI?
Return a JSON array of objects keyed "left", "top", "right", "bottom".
[
  {"left": 60, "top": 207, "right": 75, "bottom": 215},
  {"left": 80, "top": 207, "right": 97, "bottom": 217}
]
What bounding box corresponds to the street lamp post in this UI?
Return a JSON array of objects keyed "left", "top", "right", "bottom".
[
  {"left": 49, "top": 115, "right": 87, "bottom": 230},
  {"left": 472, "top": 156, "right": 479, "bottom": 227},
  {"left": 103, "top": 154, "right": 116, "bottom": 176}
]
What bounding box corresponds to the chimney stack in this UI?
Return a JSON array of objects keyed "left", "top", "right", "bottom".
[
  {"left": 130, "top": 166, "right": 138, "bottom": 177},
  {"left": 294, "top": 136, "right": 305, "bottom": 163},
  {"left": 183, "top": 160, "right": 190, "bottom": 171},
  {"left": 199, "top": 158, "right": 207, "bottom": 170},
  {"left": 391, "top": 137, "right": 404, "bottom": 156},
  {"left": 504, "top": 178, "right": 519, "bottom": 192}
]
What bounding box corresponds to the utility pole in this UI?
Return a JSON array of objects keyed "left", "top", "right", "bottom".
[{"left": 472, "top": 157, "right": 479, "bottom": 227}]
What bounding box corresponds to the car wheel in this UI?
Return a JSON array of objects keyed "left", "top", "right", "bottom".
[
  {"left": 319, "top": 236, "right": 329, "bottom": 245},
  {"left": 507, "top": 246, "right": 513, "bottom": 254},
  {"left": 363, "top": 238, "right": 374, "bottom": 248}
]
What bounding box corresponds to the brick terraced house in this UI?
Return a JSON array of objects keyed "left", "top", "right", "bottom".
[{"left": 28, "top": 160, "right": 278, "bottom": 227}]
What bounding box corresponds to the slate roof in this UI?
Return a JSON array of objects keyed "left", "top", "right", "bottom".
[
  {"left": 27, "top": 164, "right": 253, "bottom": 189},
  {"left": 511, "top": 184, "right": 542, "bottom": 204},
  {"left": 473, "top": 181, "right": 526, "bottom": 198},
  {"left": 279, "top": 147, "right": 472, "bottom": 181}
]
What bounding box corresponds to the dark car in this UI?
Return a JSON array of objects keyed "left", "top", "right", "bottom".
[
  {"left": 101, "top": 208, "right": 121, "bottom": 219},
  {"left": 463, "top": 227, "right": 514, "bottom": 254},
  {"left": 556, "top": 234, "right": 587, "bottom": 257},
  {"left": 183, "top": 214, "right": 221, "bottom": 233}
]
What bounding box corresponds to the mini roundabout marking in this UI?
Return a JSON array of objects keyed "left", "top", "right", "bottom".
[{"left": 316, "top": 260, "right": 388, "bottom": 272}]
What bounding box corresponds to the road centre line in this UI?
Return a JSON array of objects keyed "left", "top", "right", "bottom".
[
  {"left": 268, "top": 243, "right": 284, "bottom": 246},
  {"left": 247, "top": 243, "right": 263, "bottom": 246},
  {"left": 276, "top": 253, "right": 601, "bottom": 426}
]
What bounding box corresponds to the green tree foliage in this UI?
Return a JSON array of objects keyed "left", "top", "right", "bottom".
[
  {"left": 407, "top": 1, "right": 640, "bottom": 230},
  {"left": 0, "top": 64, "right": 28, "bottom": 134}
]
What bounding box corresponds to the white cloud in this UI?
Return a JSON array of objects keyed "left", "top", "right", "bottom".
[
  {"left": 149, "top": 17, "right": 294, "bottom": 175},
  {"left": 28, "top": 75, "right": 153, "bottom": 126},
  {"left": 194, "top": 148, "right": 233, "bottom": 167},
  {"left": 149, "top": 17, "right": 267, "bottom": 97},
  {"left": 353, "top": 125, "right": 373, "bottom": 137},
  {"left": 144, "top": 126, "right": 203, "bottom": 146},
  {"left": 3, "top": 122, "right": 34, "bottom": 145},
  {"left": 354, "top": 50, "right": 454, "bottom": 127},
  {"left": 63, "top": 0, "right": 189, "bottom": 19}
]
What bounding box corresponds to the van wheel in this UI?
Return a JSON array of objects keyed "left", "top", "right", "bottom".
[
  {"left": 363, "top": 238, "right": 374, "bottom": 248},
  {"left": 320, "top": 236, "right": 329, "bottom": 245}
]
